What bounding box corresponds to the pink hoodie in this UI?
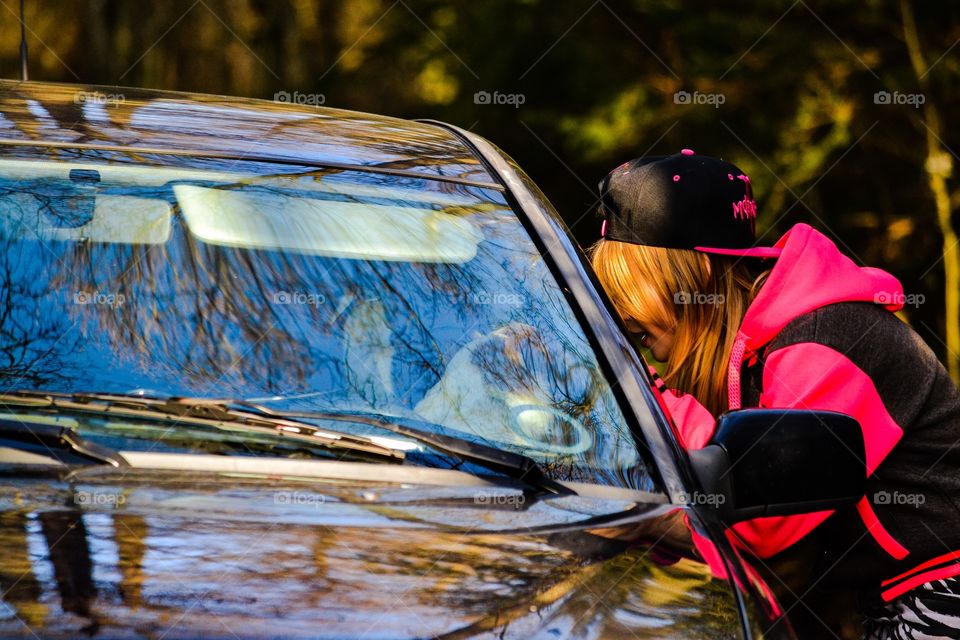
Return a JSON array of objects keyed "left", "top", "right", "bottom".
[
  {"left": 727, "top": 222, "right": 904, "bottom": 411},
  {"left": 656, "top": 223, "right": 915, "bottom": 579}
]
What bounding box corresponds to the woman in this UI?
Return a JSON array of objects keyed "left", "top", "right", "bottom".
[{"left": 590, "top": 149, "right": 960, "bottom": 639}]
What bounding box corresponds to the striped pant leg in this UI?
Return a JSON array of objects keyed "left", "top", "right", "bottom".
[{"left": 863, "top": 577, "right": 960, "bottom": 640}]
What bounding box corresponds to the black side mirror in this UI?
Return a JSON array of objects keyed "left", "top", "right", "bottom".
[{"left": 686, "top": 409, "right": 865, "bottom": 524}]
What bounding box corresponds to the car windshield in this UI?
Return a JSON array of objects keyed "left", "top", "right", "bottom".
[{"left": 0, "top": 157, "right": 654, "bottom": 491}]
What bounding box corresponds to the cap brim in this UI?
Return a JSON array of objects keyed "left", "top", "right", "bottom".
[{"left": 693, "top": 246, "right": 783, "bottom": 258}]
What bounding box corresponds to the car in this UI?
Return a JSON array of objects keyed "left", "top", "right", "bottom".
[{"left": 0, "top": 80, "right": 865, "bottom": 639}]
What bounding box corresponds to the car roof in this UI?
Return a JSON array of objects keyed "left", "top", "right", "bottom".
[{"left": 0, "top": 80, "right": 498, "bottom": 187}]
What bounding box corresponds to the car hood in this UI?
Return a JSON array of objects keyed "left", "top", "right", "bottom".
[{"left": 0, "top": 469, "right": 740, "bottom": 639}]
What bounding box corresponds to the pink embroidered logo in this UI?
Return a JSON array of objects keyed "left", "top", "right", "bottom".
[{"left": 732, "top": 174, "right": 757, "bottom": 233}]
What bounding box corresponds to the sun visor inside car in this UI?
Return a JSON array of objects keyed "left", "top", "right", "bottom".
[
  {"left": 0, "top": 191, "right": 172, "bottom": 245},
  {"left": 174, "top": 184, "right": 483, "bottom": 263}
]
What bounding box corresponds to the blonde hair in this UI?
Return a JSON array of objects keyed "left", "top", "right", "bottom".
[{"left": 589, "top": 240, "right": 770, "bottom": 416}]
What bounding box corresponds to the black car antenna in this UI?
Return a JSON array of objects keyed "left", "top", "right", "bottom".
[{"left": 19, "top": 0, "right": 28, "bottom": 81}]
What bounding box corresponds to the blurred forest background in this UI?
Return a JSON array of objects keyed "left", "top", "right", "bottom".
[{"left": 1, "top": 0, "right": 958, "bottom": 381}]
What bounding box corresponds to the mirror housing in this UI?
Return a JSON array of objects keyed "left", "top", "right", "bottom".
[{"left": 686, "top": 409, "right": 866, "bottom": 524}]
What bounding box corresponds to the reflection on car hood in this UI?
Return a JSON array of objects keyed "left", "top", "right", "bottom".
[{"left": 0, "top": 472, "right": 739, "bottom": 639}]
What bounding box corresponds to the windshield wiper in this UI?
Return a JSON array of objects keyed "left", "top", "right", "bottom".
[
  {"left": 0, "top": 416, "right": 128, "bottom": 467},
  {"left": 0, "top": 390, "right": 407, "bottom": 463},
  {"left": 243, "top": 404, "right": 573, "bottom": 496},
  {"left": 0, "top": 390, "right": 572, "bottom": 496}
]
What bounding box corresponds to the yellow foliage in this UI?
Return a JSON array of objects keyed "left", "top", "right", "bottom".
[{"left": 416, "top": 60, "right": 459, "bottom": 105}]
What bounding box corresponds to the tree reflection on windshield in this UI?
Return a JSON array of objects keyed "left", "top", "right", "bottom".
[{"left": 0, "top": 162, "right": 650, "bottom": 489}]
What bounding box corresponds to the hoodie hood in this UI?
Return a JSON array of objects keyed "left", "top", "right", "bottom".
[
  {"left": 727, "top": 223, "right": 904, "bottom": 409},
  {"left": 741, "top": 223, "right": 904, "bottom": 349}
]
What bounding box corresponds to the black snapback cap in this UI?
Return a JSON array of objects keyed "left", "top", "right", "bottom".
[{"left": 598, "top": 149, "right": 780, "bottom": 258}]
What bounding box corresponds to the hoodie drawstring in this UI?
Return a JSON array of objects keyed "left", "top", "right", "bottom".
[{"left": 727, "top": 332, "right": 749, "bottom": 411}]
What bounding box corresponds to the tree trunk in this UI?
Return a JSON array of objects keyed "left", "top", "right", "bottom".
[{"left": 900, "top": 0, "right": 960, "bottom": 384}]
